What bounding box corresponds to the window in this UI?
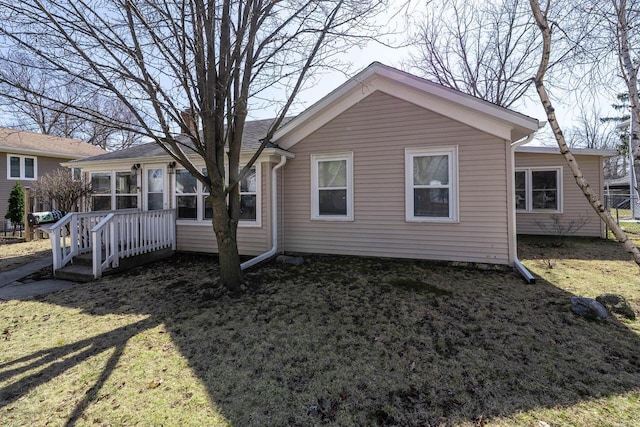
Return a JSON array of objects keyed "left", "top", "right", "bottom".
[
  {"left": 311, "top": 153, "right": 353, "bottom": 221},
  {"left": 405, "top": 147, "right": 458, "bottom": 222},
  {"left": 175, "top": 164, "right": 260, "bottom": 225},
  {"left": 72, "top": 168, "right": 82, "bottom": 181},
  {"left": 202, "top": 167, "right": 213, "bottom": 220},
  {"left": 239, "top": 166, "right": 257, "bottom": 221},
  {"left": 7, "top": 155, "right": 37, "bottom": 180},
  {"left": 115, "top": 171, "right": 138, "bottom": 209},
  {"left": 90, "top": 171, "right": 139, "bottom": 211},
  {"left": 91, "top": 172, "right": 112, "bottom": 211},
  {"left": 176, "top": 169, "right": 198, "bottom": 219},
  {"left": 515, "top": 168, "right": 562, "bottom": 212}
]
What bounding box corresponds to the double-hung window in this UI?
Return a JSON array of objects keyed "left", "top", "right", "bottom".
[
  {"left": 515, "top": 168, "right": 562, "bottom": 212},
  {"left": 239, "top": 166, "right": 258, "bottom": 221},
  {"left": 7, "top": 155, "right": 36, "bottom": 180},
  {"left": 311, "top": 153, "right": 353, "bottom": 221},
  {"left": 405, "top": 147, "right": 458, "bottom": 222}
]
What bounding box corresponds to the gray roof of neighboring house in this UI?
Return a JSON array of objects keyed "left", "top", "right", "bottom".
[
  {"left": 605, "top": 175, "right": 630, "bottom": 187},
  {"left": 74, "top": 117, "right": 286, "bottom": 163},
  {"left": 0, "top": 126, "right": 106, "bottom": 158}
]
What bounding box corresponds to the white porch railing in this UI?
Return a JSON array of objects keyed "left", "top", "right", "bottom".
[{"left": 49, "top": 209, "right": 176, "bottom": 279}]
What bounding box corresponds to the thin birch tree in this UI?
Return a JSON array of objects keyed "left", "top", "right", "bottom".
[{"left": 528, "top": 0, "right": 640, "bottom": 265}]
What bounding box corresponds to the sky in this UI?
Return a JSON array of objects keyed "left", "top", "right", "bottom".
[{"left": 245, "top": 1, "right": 625, "bottom": 147}]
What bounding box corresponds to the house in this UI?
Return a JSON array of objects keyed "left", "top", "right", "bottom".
[
  {"left": 1, "top": 127, "right": 105, "bottom": 232},
  {"left": 65, "top": 63, "right": 615, "bottom": 277}
]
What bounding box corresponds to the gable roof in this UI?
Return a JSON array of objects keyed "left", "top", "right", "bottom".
[
  {"left": 0, "top": 127, "right": 105, "bottom": 159},
  {"left": 272, "top": 62, "right": 540, "bottom": 148}
]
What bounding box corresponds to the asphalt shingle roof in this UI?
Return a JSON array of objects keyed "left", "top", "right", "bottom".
[
  {"left": 76, "top": 117, "right": 288, "bottom": 163},
  {"left": 0, "top": 127, "right": 106, "bottom": 157}
]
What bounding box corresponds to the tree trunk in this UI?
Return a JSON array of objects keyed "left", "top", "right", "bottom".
[
  {"left": 613, "top": 0, "right": 640, "bottom": 210},
  {"left": 207, "top": 193, "right": 243, "bottom": 293},
  {"left": 529, "top": 0, "right": 640, "bottom": 266}
]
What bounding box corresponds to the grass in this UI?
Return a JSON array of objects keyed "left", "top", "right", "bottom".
[
  {"left": 0, "top": 239, "right": 51, "bottom": 272},
  {"left": 1, "top": 237, "right": 639, "bottom": 426}
]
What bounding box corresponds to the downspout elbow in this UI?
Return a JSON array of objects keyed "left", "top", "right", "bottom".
[
  {"left": 241, "top": 155, "right": 287, "bottom": 270},
  {"left": 510, "top": 129, "right": 540, "bottom": 283}
]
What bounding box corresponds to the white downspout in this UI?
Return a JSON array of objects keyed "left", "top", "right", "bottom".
[
  {"left": 509, "top": 129, "right": 541, "bottom": 284},
  {"left": 241, "top": 155, "right": 287, "bottom": 270}
]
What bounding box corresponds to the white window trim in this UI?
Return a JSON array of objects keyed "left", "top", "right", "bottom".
[
  {"left": 515, "top": 167, "right": 563, "bottom": 213},
  {"left": 310, "top": 152, "right": 354, "bottom": 221},
  {"left": 7, "top": 154, "right": 37, "bottom": 180},
  {"left": 238, "top": 163, "right": 262, "bottom": 227},
  {"left": 405, "top": 146, "right": 459, "bottom": 223},
  {"left": 90, "top": 170, "right": 140, "bottom": 211},
  {"left": 174, "top": 162, "right": 262, "bottom": 227}
]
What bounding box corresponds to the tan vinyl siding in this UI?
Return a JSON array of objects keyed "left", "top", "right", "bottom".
[
  {"left": 175, "top": 162, "right": 271, "bottom": 255},
  {"left": 515, "top": 152, "right": 604, "bottom": 237},
  {"left": 283, "top": 91, "right": 511, "bottom": 264}
]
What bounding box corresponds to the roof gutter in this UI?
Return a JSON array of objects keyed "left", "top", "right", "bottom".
[
  {"left": 0, "top": 145, "right": 101, "bottom": 159},
  {"left": 509, "top": 128, "right": 541, "bottom": 284},
  {"left": 240, "top": 155, "right": 287, "bottom": 270}
]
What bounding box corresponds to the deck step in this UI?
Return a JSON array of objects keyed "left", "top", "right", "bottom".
[
  {"left": 72, "top": 252, "right": 94, "bottom": 266},
  {"left": 54, "top": 264, "right": 95, "bottom": 282}
]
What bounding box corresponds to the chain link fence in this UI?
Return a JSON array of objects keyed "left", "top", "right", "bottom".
[{"left": 605, "top": 194, "right": 640, "bottom": 236}]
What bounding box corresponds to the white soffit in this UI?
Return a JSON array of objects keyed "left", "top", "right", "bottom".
[{"left": 273, "top": 63, "right": 539, "bottom": 149}]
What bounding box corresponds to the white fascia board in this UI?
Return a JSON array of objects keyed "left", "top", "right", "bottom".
[
  {"left": 516, "top": 145, "right": 619, "bottom": 157},
  {"left": 63, "top": 148, "right": 293, "bottom": 170},
  {"left": 274, "top": 62, "right": 539, "bottom": 148},
  {"left": 0, "top": 145, "right": 94, "bottom": 159}
]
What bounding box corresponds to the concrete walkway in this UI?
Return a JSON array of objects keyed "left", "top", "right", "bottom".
[{"left": 0, "top": 256, "right": 77, "bottom": 300}]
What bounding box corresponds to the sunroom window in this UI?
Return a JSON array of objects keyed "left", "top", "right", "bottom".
[
  {"left": 176, "top": 169, "right": 198, "bottom": 220},
  {"left": 91, "top": 172, "right": 112, "bottom": 211},
  {"left": 90, "top": 171, "right": 138, "bottom": 211},
  {"left": 175, "top": 164, "right": 260, "bottom": 224},
  {"left": 116, "top": 171, "right": 138, "bottom": 209}
]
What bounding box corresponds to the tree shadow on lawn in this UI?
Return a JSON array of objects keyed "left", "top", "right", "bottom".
[
  {"left": 518, "top": 235, "right": 636, "bottom": 262},
  {"left": 3, "top": 254, "right": 640, "bottom": 425}
]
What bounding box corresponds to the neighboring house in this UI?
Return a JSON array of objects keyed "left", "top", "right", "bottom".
[
  {"left": 67, "top": 63, "right": 614, "bottom": 270},
  {"left": 0, "top": 127, "right": 105, "bottom": 232}
]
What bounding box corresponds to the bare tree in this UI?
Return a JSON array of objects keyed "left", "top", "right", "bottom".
[
  {"left": 0, "top": 0, "right": 389, "bottom": 291},
  {"left": 528, "top": 0, "right": 640, "bottom": 265},
  {"left": 567, "top": 105, "right": 627, "bottom": 179},
  {"left": 611, "top": 0, "right": 640, "bottom": 193},
  {"left": 0, "top": 52, "right": 143, "bottom": 150},
  {"left": 409, "top": 0, "right": 540, "bottom": 108},
  {"left": 33, "top": 169, "right": 92, "bottom": 214}
]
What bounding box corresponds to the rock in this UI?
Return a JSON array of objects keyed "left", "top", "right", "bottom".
[
  {"left": 276, "top": 255, "right": 304, "bottom": 266},
  {"left": 570, "top": 297, "right": 609, "bottom": 320},
  {"left": 596, "top": 293, "right": 636, "bottom": 320}
]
